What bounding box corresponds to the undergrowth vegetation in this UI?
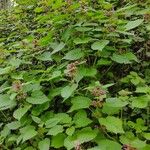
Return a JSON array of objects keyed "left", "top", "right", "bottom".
[{"left": 0, "top": 0, "right": 150, "bottom": 149}]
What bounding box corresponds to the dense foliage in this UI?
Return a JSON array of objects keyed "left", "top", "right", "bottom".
[{"left": 0, "top": 0, "right": 150, "bottom": 149}]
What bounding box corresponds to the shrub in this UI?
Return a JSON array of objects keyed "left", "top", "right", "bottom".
[{"left": 0, "top": 0, "right": 150, "bottom": 149}]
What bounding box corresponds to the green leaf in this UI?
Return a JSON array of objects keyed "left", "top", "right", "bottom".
[
  {"left": 74, "top": 37, "right": 92, "bottom": 45},
  {"left": 135, "top": 86, "right": 150, "bottom": 93},
  {"left": 64, "top": 136, "right": 75, "bottom": 150},
  {"left": 19, "top": 125, "right": 37, "bottom": 143},
  {"left": 45, "top": 118, "right": 62, "bottom": 128},
  {"left": 36, "top": 52, "right": 52, "bottom": 61},
  {"left": 34, "top": 7, "right": 44, "bottom": 13},
  {"left": 47, "top": 125, "right": 64, "bottom": 136},
  {"left": 131, "top": 139, "right": 146, "bottom": 148},
  {"left": 111, "top": 52, "right": 138, "bottom": 64},
  {"left": 105, "top": 98, "right": 128, "bottom": 107},
  {"left": 26, "top": 90, "right": 49, "bottom": 104},
  {"left": 0, "top": 94, "right": 16, "bottom": 110},
  {"left": 69, "top": 96, "right": 91, "bottom": 112},
  {"left": 13, "top": 104, "right": 31, "bottom": 120},
  {"left": 131, "top": 96, "right": 149, "bottom": 108},
  {"left": 51, "top": 42, "right": 65, "bottom": 55},
  {"left": 96, "top": 139, "right": 121, "bottom": 150},
  {"left": 99, "top": 116, "right": 124, "bottom": 134},
  {"left": 7, "top": 121, "right": 21, "bottom": 130},
  {"left": 73, "top": 110, "right": 92, "bottom": 128},
  {"left": 9, "top": 58, "right": 22, "bottom": 68},
  {"left": 64, "top": 128, "right": 97, "bottom": 150},
  {"left": 77, "top": 127, "right": 97, "bottom": 143},
  {"left": 125, "top": 19, "right": 144, "bottom": 31},
  {"left": 102, "top": 105, "right": 120, "bottom": 115},
  {"left": 143, "top": 133, "right": 150, "bottom": 140},
  {"left": 79, "top": 67, "right": 97, "bottom": 77},
  {"left": 120, "top": 133, "right": 146, "bottom": 148},
  {"left": 39, "top": 33, "right": 53, "bottom": 46},
  {"left": 0, "top": 126, "right": 10, "bottom": 138},
  {"left": 66, "top": 126, "right": 75, "bottom": 136},
  {"left": 31, "top": 116, "right": 41, "bottom": 124},
  {"left": 61, "top": 84, "right": 78, "bottom": 100},
  {"left": 23, "top": 83, "right": 42, "bottom": 92},
  {"left": 38, "top": 138, "right": 50, "bottom": 150},
  {"left": 51, "top": 133, "right": 66, "bottom": 148},
  {"left": 97, "top": 59, "right": 112, "bottom": 66},
  {"left": 63, "top": 49, "right": 84, "bottom": 60},
  {"left": 54, "top": 113, "right": 72, "bottom": 124},
  {"left": 0, "top": 67, "right": 12, "bottom": 75},
  {"left": 91, "top": 40, "right": 109, "bottom": 51}
]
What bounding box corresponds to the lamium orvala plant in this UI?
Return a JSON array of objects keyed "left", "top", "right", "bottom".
[{"left": 0, "top": 0, "right": 150, "bottom": 150}]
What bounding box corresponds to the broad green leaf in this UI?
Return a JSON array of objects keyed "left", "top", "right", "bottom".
[
  {"left": 64, "top": 128, "right": 97, "bottom": 150},
  {"left": 23, "top": 83, "right": 42, "bottom": 92},
  {"left": 9, "top": 58, "right": 22, "bottom": 68},
  {"left": 135, "top": 86, "right": 150, "bottom": 93},
  {"left": 51, "top": 42, "right": 65, "bottom": 55},
  {"left": 69, "top": 96, "right": 91, "bottom": 112},
  {"left": 78, "top": 67, "right": 97, "bottom": 77},
  {"left": 63, "top": 49, "right": 84, "bottom": 60},
  {"left": 36, "top": 52, "right": 52, "bottom": 61},
  {"left": 75, "top": 27, "right": 92, "bottom": 32},
  {"left": 131, "top": 96, "right": 149, "bottom": 108},
  {"left": 97, "top": 59, "right": 112, "bottom": 66},
  {"left": 99, "top": 116, "right": 124, "bottom": 134},
  {"left": 96, "top": 139, "right": 121, "bottom": 150},
  {"left": 76, "top": 127, "right": 97, "bottom": 143},
  {"left": 51, "top": 133, "right": 66, "bottom": 148},
  {"left": 61, "top": 84, "right": 78, "bottom": 100},
  {"left": 125, "top": 19, "right": 144, "bottom": 31},
  {"left": 38, "top": 138, "right": 50, "bottom": 150},
  {"left": 146, "top": 24, "right": 150, "bottom": 31},
  {"left": 62, "top": 27, "right": 73, "bottom": 41},
  {"left": 116, "top": 4, "right": 137, "bottom": 12},
  {"left": 54, "top": 113, "right": 72, "bottom": 124},
  {"left": 7, "top": 121, "right": 21, "bottom": 130},
  {"left": 26, "top": 90, "right": 49, "bottom": 104},
  {"left": 0, "top": 67, "right": 12, "bottom": 75},
  {"left": 131, "top": 139, "right": 146, "bottom": 148},
  {"left": 13, "top": 104, "right": 31, "bottom": 120},
  {"left": 32, "top": 102, "right": 49, "bottom": 116},
  {"left": 120, "top": 133, "right": 146, "bottom": 148},
  {"left": 91, "top": 40, "right": 109, "bottom": 51},
  {"left": 111, "top": 52, "right": 138, "bottom": 64},
  {"left": 34, "top": 7, "right": 44, "bottom": 13},
  {"left": 0, "top": 94, "right": 16, "bottom": 110},
  {"left": 19, "top": 125, "right": 37, "bottom": 143},
  {"left": 74, "top": 37, "right": 92, "bottom": 45},
  {"left": 73, "top": 110, "right": 92, "bottom": 128},
  {"left": 64, "top": 136, "right": 76, "bottom": 150},
  {"left": 102, "top": 104, "right": 120, "bottom": 115},
  {"left": 111, "top": 53, "right": 130, "bottom": 64},
  {"left": 66, "top": 126, "right": 75, "bottom": 136},
  {"left": 45, "top": 118, "right": 62, "bottom": 128},
  {"left": 31, "top": 116, "right": 41, "bottom": 124},
  {"left": 105, "top": 98, "right": 128, "bottom": 107},
  {"left": 39, "top": 33, "right": 53, "bottom": 46},
  {"left": 143, "top": 133, "right": 150, "bottom": 140},
  {"left": 47, "top": 125, "right": 64, "bottom": 136},
  {"left": 0, "top": 126, "right": 10, "bottom": 138}
]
